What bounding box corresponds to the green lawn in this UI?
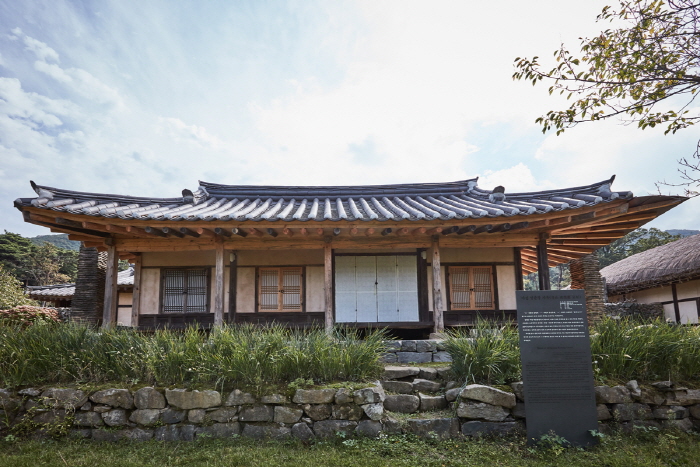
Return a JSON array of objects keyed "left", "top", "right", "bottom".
[{"left": 1, "top": 432, "right": 698, "bottom": 467}]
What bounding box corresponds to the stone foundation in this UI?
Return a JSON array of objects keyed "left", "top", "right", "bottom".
[
  {"left": 1, "top": 375, "right": 697, "bottom": 441},
  {"left": 380, "top": 340, "right": 452, "bottom": 363}
]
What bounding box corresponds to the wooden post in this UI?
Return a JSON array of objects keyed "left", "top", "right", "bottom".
[
  {"left": 228, "top": 251, "right": 237, "bottom": 324},
  {"left": 537, "top": 234, "right": 551, "bottom": 291},
  {"left": 672, "top": 284, "right": 681, "bottom": 323},
  {"left": 324, "top": 242, "right": 334, "bottom": 334},
  {"left": 431, "top": 236, "right": 444, "bottom": 334},
  {"left": 102, "top": 245, "right": 118, "bottom": 328},
  {"left": 513, "top": 247, "right": 524, "bottom": 291},
  {"left": 130, "top": 255, "right": 142, "bottom": 328},
  {"left": 214, "top": 242, "right": 225, "bottom": 327}
]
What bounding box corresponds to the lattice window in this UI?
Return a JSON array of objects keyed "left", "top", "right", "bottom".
[
  {"left": 448, "top": 266, "right": 494, "bottom": 310},
  {"left": 258, "top": 267, "right": 303, "bottom": 312},
  {"left": 162, "top": 268, "right": 209, "bottom": 314}
]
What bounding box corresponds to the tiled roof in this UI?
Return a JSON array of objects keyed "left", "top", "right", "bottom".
[
  {"left": 15, "top": 177, "right": 632, "bottom": 223},
  {"left": 27, "top": 268, "right": 134, "bottom": 299}
]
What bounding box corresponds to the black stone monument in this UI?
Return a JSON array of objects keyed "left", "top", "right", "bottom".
[{"left": 516, "top": 290, "right": 598, "bottom": 446}]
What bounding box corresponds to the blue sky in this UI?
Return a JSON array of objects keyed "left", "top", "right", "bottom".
[{"left": 1, "top": 0, "right": 698, "bottom": 237}]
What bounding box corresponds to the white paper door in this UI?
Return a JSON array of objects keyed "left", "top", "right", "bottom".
[
  {"left": 355, "top": 256, "right": 378, "bottom": 322},
  {"left": 397, "top": 255, "right": 419, "bottom": 321},
  {"left": 334, "top": 256, "right": 357, "bottom": 323}
]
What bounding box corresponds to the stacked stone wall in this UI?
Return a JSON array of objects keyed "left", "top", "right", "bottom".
[
  {"left": 604, "top": 302, "right": 664, "bottom": 321},
  {"left": 380, "top": 340, "right": 452, "bottom": 363},
  {"left": 1, "top": 373, "right": 697, "bottom": 441}
]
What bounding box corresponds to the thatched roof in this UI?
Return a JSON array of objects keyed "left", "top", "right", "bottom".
[{"left": 600, "top": 234, "right": 700, "bottom": 295}]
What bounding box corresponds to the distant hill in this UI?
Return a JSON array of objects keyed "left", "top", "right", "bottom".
[
  {"left": 29, "top": 234, "right": 81, "bottom": 251},
  {"left": 666, "top": 229, "right": 700, "bottom": 238}
]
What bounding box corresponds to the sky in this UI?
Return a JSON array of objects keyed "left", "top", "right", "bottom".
[{"left": 1, "top": 0, "right": 698, "bottom": 237}]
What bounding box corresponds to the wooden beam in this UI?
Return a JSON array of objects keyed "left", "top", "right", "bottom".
[
  {"left": 490, "top": 223, "right": 512, "bottom": 233},
  {"left": 555, "top": 222, "right": 641, "bottom": 234},
  {"left": 232, "top": 228, "right": 248, "bottom": 238},
  {"left": 514, "top": 247, "right": 524, "bottom": 287},
  {"left": 441, "top": 226, "right": 459, "bottom": 236},
  {"left": 300, "top": 228, "right": 309, "bottom": 236},
  {"left": 214, "top": 242, "right": 225, "bottom": 327},
  {"left": 68, "top": 234, "right": 106, "bottom": 242},
  {"left": 396, "top": 227, "right": 410, "bottom": 236},
  {"left": 162, "top": 227, "right": 184, "bottom": 238},
  {"left": 425, "top": 227, "right": 443, "bottom": 235},
  {"left": 130, "top": 256, "right": 142, "bottom": 328},
  {"left": 54, "top": 217, "right": 83, "bottom": 229},
  {"left": 547, "top": 244, "right": 598, "bottom": 254},
  {"left": 365, "top": 228, "right": 375, "bottom": 236},
  {"left": 282, "top": 228, "right": 294, "bottom": 237},
  {"left": 549, "top": 239, "right": 612, "bottom": 246},
  {"left": 144, "top": 227, "right": 167, "bottom": 237},
  {"left": 457, "top": 225, "right": 476, "bottom": 235},
  {"left": 102, "top": 245, "right": 119, "bottom": 329},
  {"left": 536, "top": 234, "right": 550, "bottom": 290},
  {"left": 126, "top": 226, "right": 150, "bottom": 236},
  {"left": 266, "top": 228, "right": 278, "bottom": 237},
  {"left": 228, "top": 251, "right": 237, "bottom": 324},
  {"left": 105, "top": 224, "right": 129, "bottom": 234},
  {"left": 349, "top": 228, "right": 359, "bottom": 236},
  {"left": 214, "top": 227, "right": 233, "bottom": 237},
  {"left": 381, "top": 228, "right": 393, "bottom": 236},
  {"left": 473, "top": 225, "right": 493, "bottom": 235},
  {"left": 196, "top": 227, "right": 217, "bottom": 238},
  {"left": 315, "top": 228, "right": 325, "bottom": 236},
  {"left": 552, "top": 231, "right": 628, "bottom": 239},
  {"left": 431, "top": 237, "right": 444, "bottom": 334},
  {"left": 324, "top": 242, "right": 333, "bottom": 334},
  {"left": 333, "top": 228, "right": 342, "bottom": 236},
  {"left": 411, "top": 227, "right": 427, "bottom": 236},
  {"left": 180, "top": 227, "right": 200, "bottom": 237},
  {"left": 247, "top": 228, "right": 263, "bottom": 237}
]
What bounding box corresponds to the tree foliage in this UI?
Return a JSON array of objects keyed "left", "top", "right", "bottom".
[
  {"left": 0, "top": 265, "right": 36, "bottom": 309},
  {"left": 513, "top": 0, "right": 700, "bottom": 193},
  {"left": 0, "top": 231, "right": 78, "bottom": 286},
  {"left": 597, "top": 227, "right": 681, "bottom": 267}
]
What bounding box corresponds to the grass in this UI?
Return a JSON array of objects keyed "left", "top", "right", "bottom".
[
  {"left": 0, "top": 431, "right": 698, "bottom": 466},
  {"left": 0, "top": 323, "right": 386, "bottom": 392},
  {"left": 443, "top": 318, "right": 700, "bottom": 385}
]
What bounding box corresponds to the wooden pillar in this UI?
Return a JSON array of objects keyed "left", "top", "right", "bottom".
[
  {"left": 514, "top": 247, "right": 524, "bottom": 291},
  {"left": 130, "top": 255, "right": 142, "bottom": 328},
  {"left": 536, "top": 234, "right": 550, "bottom": 291},
  {"left": 324, "top": 242, "right": 334, "bottom": 333},
  {"left": 214, "top": 242, "right": 225, "bottom": 327},
  {"left": 101, "top": 244, "right": 118, "bottom": 328},
  {"left": 671, "top": 284, "right": 681, "bottom": 323},
  {"left": 431, "top": 236, "right": 444, "bottom": 334},
  {"left": 228, "top": 251, "right": 237, "bottom": 324}
]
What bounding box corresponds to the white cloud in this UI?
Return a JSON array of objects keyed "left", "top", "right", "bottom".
[
  {"left": 158, "top": 117, "right": 225, "bottom": 150},
  {"left": 478, "top": 163, "right": 548, "bottom": 193}
]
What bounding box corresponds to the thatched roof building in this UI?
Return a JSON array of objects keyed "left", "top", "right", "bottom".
[{"left": 600, "top": 234, "right": 700, "bottom": 295}]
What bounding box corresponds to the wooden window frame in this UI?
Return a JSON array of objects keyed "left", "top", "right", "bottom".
[
  {"left": 159, "top": 267, "right": 211, "bottom": 314},
  {"left": 446, "top": 265, "right": 496, "bottom": 311},
  {"left": 256, "top": 266, "right": 305, "bottom": 312}
]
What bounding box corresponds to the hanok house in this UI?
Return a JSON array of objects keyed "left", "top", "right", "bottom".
[
  {"left": 601, "top": 233, "right": 700, "bottom": 324},
  {"left": 14, "top": 177, "right": 685, "bottom": 335}
]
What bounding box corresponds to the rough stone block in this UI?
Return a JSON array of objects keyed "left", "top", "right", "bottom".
[
  {"left": 209, "top": 407, "right": 238, "bottom": 423},
  {"left": 196, "top": 422, "right": 241, "bottom": 438},
  {"left": 384, "top": 340, "right": 402, "bottom": 351},
  {"left": 445, "top": 388, "right": 461, "bottom": 402},
  {"left": 671, "top": 389, "right": 700, "bottom": 405},
  {"left": 381, "top": 381, "right": 413, "bottom": 394},
  {"left": 626, "top": 380, "right": 642, "bottom": 399},
  {"left": 611, "top": 403, "right": 653, "bottom": 421},
  {"left": 260, "top": 393, "right": 288, "bottom": 404},
  {"left": 332, "top": 404, "right": 363, "bottom": 421},
  {"left": 313, "top": 420, "right": 357, "bottom": 438},
  {"left": 291, "top": 422, "right": 315, "bottom": 441},
  {"left": 303, "top": 404, "right": 331, "bottom": 421},
  {"left": 68, "top": 429, "right": 92, "bottom": 439},
  {"left": 18, "top": 388, "right": 41, "bottom": 397},
  {"left": 652, "top": 405, "right": 689, "bottom": 420},
  {"left": 510, "top": 382, "right": 524, "bottom": 402},
  {"left": 90, "top": 389, "right": 134, "bottom": 409},
  {"left": 354, "top": 386, "right": 385, "bottom": 404},
  {"left": 413, "top": 379, "right": 441, "bottom": 393},
  {"left": 401, "top": 340, "right": 417, "bottom": 352},
  {"left": 461, "top": 421, "right": 520, "bottom": 437},
  {"left": 161, "top": 408, "right": 186, "bottom": 424},
  {"left": 419, "top": 367, "right": 438, "bottom": 380},
  {"left": 512, "top": 402, "right": 526, "bottom": 419},
  {"left": 362, "top": 403, "right": 384, "bottom": 420},
  {"left": 456, "top": 401, "right": 509, "bottom": 422},
  {"left": 406, "top": 418, "right": 459, "bottom": 439},
  {"left": 419, "top": 393, "right": 447, "bottom": 411},
  {"left": 397, "top": 352, "right": 432, "bottom": 364},
  {"left": 384, "top": 395, "right": 420, "bottom": 413},
  {"left": 155, "top": 425, "right": 180, "bottom": 441},
  {"left": 432, "top": 351, "right": 452, "bottom": 363},
  {"left": 92, "top": 405, "right": 110, "bottom": 413},
  {"left": 597, "top": 404, "right": 612, "bottom": 421},
  {"left": 102, "top": 409, "right": 128, "bottom": 427},
  {"left": 242, "top": 423, "right": 291, "bottom": 440},
  {"left": 239, "top": 404, "right": 274, "bottom": 422},
  {"left": 188, "top": 409, "right": 206, "bottom": 424},
  {"left": 180, "top": 425, "right": 197, "bottom": 441},
  {"left": 334, "top": 388, "right": 354, "bottom": 405},
  {"left": 689, "top": 404, "right": 700, "bottom": 419},
  {"left": 123, "top": 427, "right": 153, "bottom": 441},
  {"left": 356, "top": 420, "right": 383, "bottom": 438},
  {"left": 275, "top": 406, "right": 303, "bottom": 424},
  {"left": 41, "top": 388, "right": 88, "bottom": 409},
  {"left": 436, "top": 367, "right": 452, "bottom": 380},
  {"left": 292, "top": 389, "right": 336, "bottom": 404},
  {"left": 416, "top": 340, "right": 437, "bottom": 353},
  {"left": 129, "top": 409, "right": 162, "bottom": 426},
  {"left": 383, "top": 366, "right": 420, "bottom": 380},
  {"left": 379, "top": 353, "right": 398, "bottom": 363},
  {"left": 595, "top": 385, "right": 632, "bottom": 404},
  {"left": 460, "top": 385, "right": 516, "bottom": 408},
  {"left": 73, "top": 411, "right": 104, "bottom": 427},
  {"left": 134, "top": 387, "right": 165, "bottom": 409},
  {"left": 0, "top": 390, "right": 21, "bottom": 411},
  {"left": 92, "top": 428, "right": 125, "bottom": 442},
  {"left": 79, "top": 402, "right": 92, "bottom": 411},
  {"left": 165, "top": 389, "right": 221, "bottom": 409},
  {"left": 225, "top": 389, "right": 255, "bottom": 406},
  {"left": 661, "top": 418, "right": 693, "bottom": 432}
]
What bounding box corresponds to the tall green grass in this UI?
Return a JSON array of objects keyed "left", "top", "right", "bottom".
[
  {"left": 443, "top": 318, "right": 700, "bottom": 385},
  {"left": 0, "top": 323, "right": 386, "bottom": 390}
]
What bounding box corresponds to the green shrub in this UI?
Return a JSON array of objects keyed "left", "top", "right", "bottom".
[
  {"left": 0, "top": 265, "right": 36, "bottom": 310},
  {"left": 0, "top": 306, "right": 59, "bottom": 327},
  {"left": 443, "top": 319, "right": 521, "bottom": 385}
]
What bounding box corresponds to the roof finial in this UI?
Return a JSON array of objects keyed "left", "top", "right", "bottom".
[{"left": 489, "top": 186, "right": 506, "bottom": 203}]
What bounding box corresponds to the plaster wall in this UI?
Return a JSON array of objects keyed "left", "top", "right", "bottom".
[{"left": 139, "top": 268, "right": 160, "bottom": 315}]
